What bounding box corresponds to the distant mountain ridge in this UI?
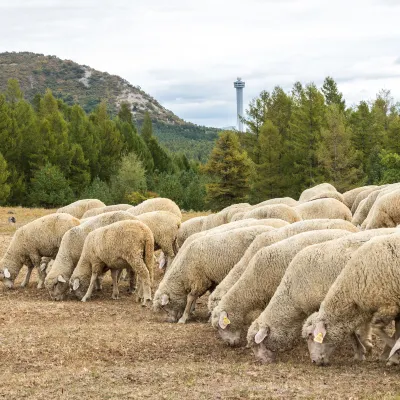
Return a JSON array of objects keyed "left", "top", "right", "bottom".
[{"left": 0, "top": 51, "right": 220, "bottom": 161}]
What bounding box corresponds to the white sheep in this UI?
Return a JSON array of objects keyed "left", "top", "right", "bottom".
[
  {"left": 211, "top": 229, "right": 350, "bottom": 346},
  {"left": 44, "top": 211, "right": 138, "bottom": 300},
  {"left": 342, "top": 186, "right": 378, "bottom": 209},
  {"left": 351, "top": 186, "right": 382, "bottom": 214},
  {"left": 57, "top": 199, "right": 105, "bottom": 219},
  {"left": 70, "top": 220, "right": 154, "bottom": 303},
  {"left": 128, "top": 198, "right": 182, "bottom": 220},
  {"left": 302, "top": 232, "right": 400, "bottom": 366},
  {"left": 176, "top": 216, "right": 207, "bottom": 249},
  {"left": 207, "top": 219, "right": 359, "bottom": 313},
  {"left": 247, "top": 228, "right": 397, "bottom": 363},
  {"left": 81, "top": 204, "right": 132, "bottom": 219},
  {"left": 293, "top": 198, "right": 352, "bottom": 221},
  {"left": 0, "top": 213, "right": 80, "bottom": 289},
  {"left": 365, "top": 189, "right": 400, "bottom": 229},
  {"left": 298, "top": 183, "right": 337, "bottom": 203},
  {"left": 153, "top": 225, "right": 274, "bottom": 324},
  {"left": 235, "top": 204, "right": 301, "bottom": 223},
  {"left": 307, "top": 192, "right": 345, "bottom": 204}
]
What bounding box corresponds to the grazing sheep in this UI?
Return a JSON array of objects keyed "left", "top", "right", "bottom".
[
  {"left": 302, "top": 232, "right": 400, "bottom": 366},
  {"left": 342, "top": 186, "right": 378, "bottom": 209},
  {"left": 236, "top": 204, "right": 301, "bottom": 223},
  {"left": 256, "top": 198, "right": 298, "bottom": 207},
  {"left": 226, "top": 205, "right": 252, "bottom": 222},
  {"left": 44, "top": 211, "right": 137, "bottom": 300},
  {"left": 247, "top": 228, "right": 397, "bottom": 363},
  {"left": 351, "top": 186, "right": 382, "bottom": 214},
  {"left": 294, "top": 198, "right": 351, "bottom": 221},
  {"left": 57, "top": 199, "right": 105, "bottom": 219},
  {"left": 176, "top": 216, "right": 207, "bottom": 248},
  {"left": 0, "top": 214, "right": 80, "bottom": 289},
  {"left": 153, "top": 225, "right": 273, "bottom": 324},
  {"left": 211, "top": 229, "right": 350, "bottom": 346},
  {"left": 208, "top": 219, "right": 359, "bottom": 313},
  {"left": 298, "top": 183, "right": 337, "bottom": 203},
  {"left": 70, "top": 220, "right": 154, "bottom": 303},
  {"left": 136, "top": 211, "right": 181, "bottom": 258},
  {"left": 128, "top": 198, "right": 182, "bottom": 220},
  {"left": 81, "top": 204, "right": 132, "bottom": 219},
  {"left": 365, "top": 189, "right": 400, "bottom": 229},
  {"left": 308, "top": 192, "right": 345, "bottom": 204}
]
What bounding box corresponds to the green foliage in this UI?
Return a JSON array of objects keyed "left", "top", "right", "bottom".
[
  {"left": 111, "top": 153, "right": 147, "bottom": 203},
  {"left": 379, "top": 150, "right": 400, "bottom": 184},
  {"left": 29, "top": 163, "right": 74, "bottom": 207},
  {"left": 322, "top": 76, "right": 345, "bottom": 111},
  {"left": 0, "top": 152, "right": 10, "bottom": 204},
  {"left": 141, "top": 112, "right": 153, "bottom": 142},
  {"left": 203, "top": 131, "right": 252, "bottom": 210},
  {"left": 80, "top": 177, "right": 114, "bottom": 205}
]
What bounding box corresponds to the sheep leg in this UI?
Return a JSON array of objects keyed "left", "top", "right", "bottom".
[
  {"left": 357, "top": 323, "right": 373, "bottom": 354},
  {"left": 111, "top": 269, "right": 120, "bottom": 300},
  {"left": 178, "top": 293, "right": 198, "bottom": 324},
  {"left": 350, "top": 332, "right": 366, "bottom": 361},
  {"left": 386, "top": 318, "right": 400, "bottom": 365},
  {"left": 20, "top": 266, "right": 34, "bottom": 288},
  {"left": 128, "top": 269, "right": 136, "bottom": 294},
  {"left": 81, "top": 272, "right": 98, "bottom": 302},
  {"left": 95, "top": 276, "right": 103, "bottom": 291}
]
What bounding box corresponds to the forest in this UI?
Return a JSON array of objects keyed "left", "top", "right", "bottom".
[{"left": 0, "top": 77, "right": 399, "bottom": 211}]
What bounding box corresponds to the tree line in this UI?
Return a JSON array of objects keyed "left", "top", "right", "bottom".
[
  {"left": 202, "top": 77, "right": 400, "bottom": 209},
  {"left": 0, "top": 79, "right": 207, "bottom": 210}
]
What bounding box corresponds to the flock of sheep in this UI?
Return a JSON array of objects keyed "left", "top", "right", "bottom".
[{"left": 2, "top": 182, "right": 400, "bottom": 368}]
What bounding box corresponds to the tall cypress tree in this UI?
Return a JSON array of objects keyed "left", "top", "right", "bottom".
[{"left": 141, "top": 112, "right": 153, "bottom": 142}]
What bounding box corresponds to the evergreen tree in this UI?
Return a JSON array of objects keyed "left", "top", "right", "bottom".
[
  {"left": 321, "top": 77, "right": 345, "bottom": 111},
  {"left": 118, "top": 102, "right": 133, "bottom": 125},
  {"left": 379, "top": 150, "right": 400, "bottom": 184},
  {"left": 0, "top": 152, "right": 10, "bottom": 205},
  {"left": 67, "top": 144, "right": 91, "bottom": 195},
  {"left": 202, "top": 131, "right": 252, "bottom": 210},
  {"left": 147, "top": 137, "right": 175, "bottom": 173},
  {"left": 81, "top": 177, "right": 114, "bottom": 205},
  {"left": 141, "top": 112, "right": 153, "bottom": 142},
  {"left": 317, "top": 104, "right": 363, "bottom": 191}
]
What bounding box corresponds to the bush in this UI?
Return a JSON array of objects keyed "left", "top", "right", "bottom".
[
  {"left": 81, "top": 177, "right": 114, "bottom": 205},
  {"left": 29, "top": 163, "right": 74, "bottom": 207},
  {"left": 125, "top": 191, "right": 158, "bottom": 205}
]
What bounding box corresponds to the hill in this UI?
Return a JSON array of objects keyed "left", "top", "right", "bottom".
[{"left": 0, "top": 51, "right": 219, "bottom": 161}]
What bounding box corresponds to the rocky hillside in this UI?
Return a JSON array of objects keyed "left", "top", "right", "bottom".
[
  {"left": 0, "top": 51, "right": 182, "bottom": 123},
  {"left": 0, "top": 52, "right": 220, "bottom": 161}
]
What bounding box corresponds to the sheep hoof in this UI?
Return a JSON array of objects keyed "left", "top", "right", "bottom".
[
  {"left": 81, "top": 297, "right": 88, "bottom": 302},
  {"left": 20, "top": 283, "right": 27, "bottom": 288},
  {"left": 112, "top": 295, "right": 119, "bottom": 300},
  {"left": 178, "top": 318, "right": 187, "bottom": 324}
]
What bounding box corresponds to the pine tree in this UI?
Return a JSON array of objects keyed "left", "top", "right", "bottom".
[
  {"left": 0, "top": 152, "right": 10, "bottom": 204},
  {"left": 147, "top": 137, "right": 175, "bottom": 173},
  {"left": 118, "top": 102, "right": 133, "bottom": 125},
  {"left": 202, "top": 131, "right": 252, "bottom": 210},
  {"left": 67, "top": 144, "right": 91, "bottom": 195},
  {"left": 321, "top": 77, "right": 345, "bottom": 111},
  {"left": 141, "top": 112, "right": 153, "bottom": 142},
  {"left": 317, "top": 105, "right": 363, "bottom": 191},
  {"left": 251, "top": 121, "right": 283, "bottom": 202},
  {"left": 288, "top": 83, "right": 326, "bottom": 193}
]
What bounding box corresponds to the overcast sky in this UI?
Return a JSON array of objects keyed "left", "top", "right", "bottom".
[{"left": 1, "top": 0, "right": 400, "bottom": 127}]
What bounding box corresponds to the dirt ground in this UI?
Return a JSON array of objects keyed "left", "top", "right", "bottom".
[{"left": 0, "top": 207, "right": 400, "bottom": 399}]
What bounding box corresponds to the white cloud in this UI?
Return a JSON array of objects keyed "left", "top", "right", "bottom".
[{"left": 1, "top": 0, "right": 400, "bottom": 127}]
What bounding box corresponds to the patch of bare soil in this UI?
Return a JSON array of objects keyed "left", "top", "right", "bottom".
[{"left": 0, "top": 209, "right": 399, "bottom": 399}]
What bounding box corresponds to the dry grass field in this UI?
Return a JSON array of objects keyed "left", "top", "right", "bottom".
[{"left": 0, "top": 207, "right": 399, "bottom": 399}]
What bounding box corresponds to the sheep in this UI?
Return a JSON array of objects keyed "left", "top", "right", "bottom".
[
  {"left": 351, "top": 186, "right": 382, "bottom": 214},
  {"left": 247, "top": 228, "right": 397, "bottom": 363},
  {"left": 293, "top": 198, "right": 352, "bottom": 221},
  {"left": 208, "top": 219, "right": 359, "bottom": 313},
  {"left": 176, "top": 216, "right": 207, "bottom": 248},
  {"left": 211, "top": 229, "right": 350, "bottom": 346},
  {"left": 256, "top": 197, "right": 298, "bottom": 207},
  {"left": 235, "top": 204, "right": 301, "bottom": 223},
  {"left": 302, "top": 232, "right": 400, "bottom": 366},
  {"left": 225, "top": 205, "right": 252, "bottom": 222},
  {"left": 298, "top": 183, "right": 337, "bottom": 203},
  {"left": 0, "top": 213, "right": 80, "bottom": 289},
  {"left": 44, "top": 211, "right": 138, "bottom": 300},
  {"left": 57, "top": 199, "right": 105, "bottom": 219},
  {"left": 307, "top": 192, "right": 345, "bottom": 204},
  {"left": 153, "top": 225, "right": 274, "bottom": 324},
  {"left": 81, "top": 204, "right": 132, "bottom": 219},
  {"left": 70, "top": 220, "right": 154, "bottom": 303},
  {"left": 128, "top": 198, "right": 182, "bottom": 220},
  {"left": 342, "top": 186, "right": 378, "bottom": 209},
  {"left": 136, "top": 211, "right": 181, "bottom": 258},
  {"left": 365, "top": 189, "right": 400, "bottom": 229}
]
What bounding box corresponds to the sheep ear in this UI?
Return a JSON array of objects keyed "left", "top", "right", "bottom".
[
  {"left": 255, "top": 327, "right": 269, "bottom": 344},
  {"left": 218, "top": 311, "right": 231, "bottom": 330},
  {"left": 73, "top": 278, "right": 80, "bottom": 291},
  {"left": 57, "top": 275, "right": 67, "bottom": 283},
  {"left": 313, "top": 321, "right": 327, "bottom": 343},
  {"left": 161, "top": 294, "right": 169, "bottom": 306},
  {"left": 159, "top": 255, "right": 166, "bottom": 270},
  {"left": 4, "top": 268, "right": 11, "bottom": 279},
  {"left": 388, "top": 338, "right": 400, "bottom": 360}
]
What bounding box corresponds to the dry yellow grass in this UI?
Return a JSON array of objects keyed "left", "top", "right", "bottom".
[{"left": 0, "top": 207, "right": 399, "bottom": 399}]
